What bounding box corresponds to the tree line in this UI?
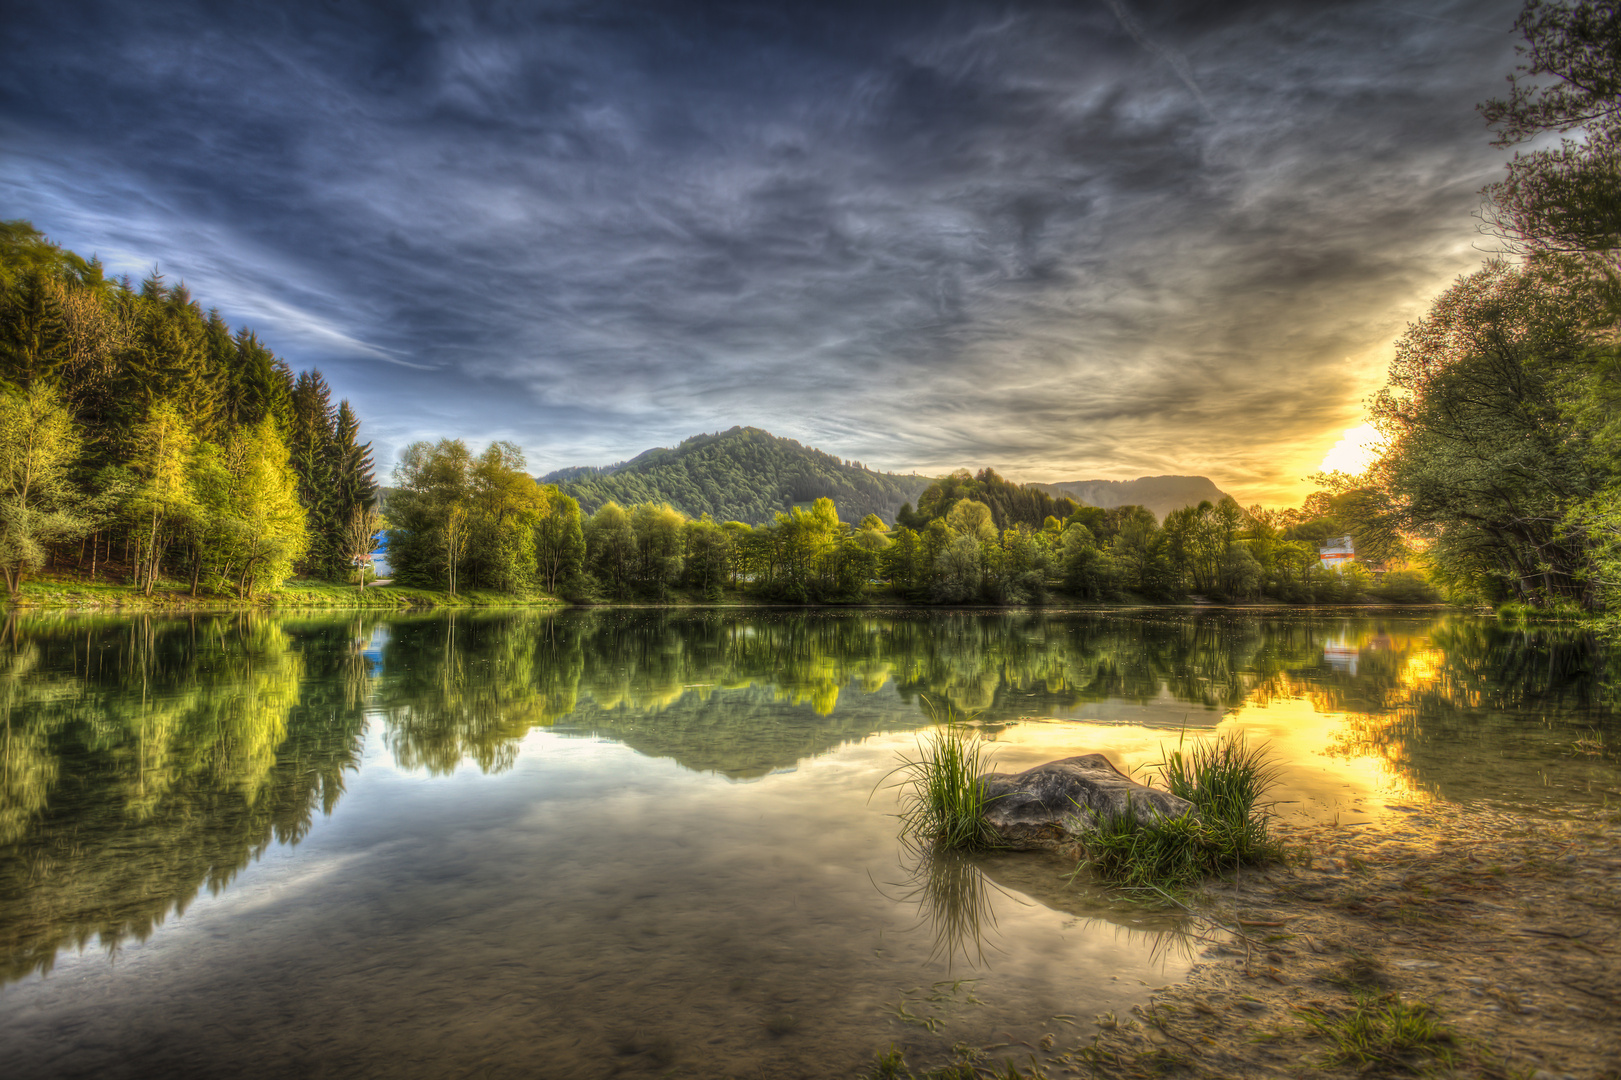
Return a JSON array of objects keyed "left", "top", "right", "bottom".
[
  {"left": 0, "top": 222, "right": 379, "bottom": 597},
  {"left": 388, "top": 437, "right": 1428, "bottom": 603}
]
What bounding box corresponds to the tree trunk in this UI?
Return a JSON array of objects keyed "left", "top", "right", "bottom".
[
  {"left": 144, "top": 510, "right": 160, "bottom": 596},
  {"left": 190, "top": 548, "right": 203, "bottom": 597}
]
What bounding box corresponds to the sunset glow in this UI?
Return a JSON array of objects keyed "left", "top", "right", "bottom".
[{"left": 1319, "top": 422, "right": 1389, "bottom": 476}]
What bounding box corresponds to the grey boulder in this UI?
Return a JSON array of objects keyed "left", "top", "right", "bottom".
[{"left": 978, "top": 754, "right": 1195, "bottom": 848}]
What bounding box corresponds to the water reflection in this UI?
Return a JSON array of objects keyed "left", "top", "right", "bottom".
[
  {"left": 0, "top": 608, "right": 1616, "bottom": 998},
  {"left": 881, "top": 840, "right": 1190, "bottom": 973},
  {"left": 0, "top": 613, "right": 370, "bottom": 984}
]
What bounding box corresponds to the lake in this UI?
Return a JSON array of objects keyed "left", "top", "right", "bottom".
[{"left": 1, "top": 608, "right": 1616, "bottom": 1078}]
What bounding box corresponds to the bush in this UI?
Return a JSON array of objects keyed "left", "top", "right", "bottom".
[{"left": 1371, "top": 569, "right": 1441, "bottom": 604}]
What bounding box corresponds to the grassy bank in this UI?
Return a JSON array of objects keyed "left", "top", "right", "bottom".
[{"left": 3, "top": 575, "right": 565, "bottom": 612}]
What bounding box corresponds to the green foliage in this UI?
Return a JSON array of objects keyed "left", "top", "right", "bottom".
[
  {"left": 1366, "top": 262, "right": 1611, "bottom": 607},
  {"left": 218, "top": 421, "right": 309, "bottom": 598},
  {"left": 1296, "top": 993, "right": 1458, "bottom": 1072},
  {"left": 904, "top": 467, "right": 1078, "bottom": 532},
  {"left": 1481, "top": 1, "right": 1621, "bottom": 255},
  {"left": 548, "top": 425, "right": 932, "bottom": 526},
  {"left": 1370, "top": 569, "right": 1442, "bottom": 604},
  {"left": 1075, "top": 734, "right": 1279, "bottom": 889},
  {"left": 387, "top": 439, "right": 565, "bottom": 597},
  {"left": 0, "top": 223, "right": 375, "bottom": 599},
  {"left": 884, "top": 719, "right": 1001, "bottom": 851},
  {"left": 0, "top": 385, "right": 89, "bottom": 595}
]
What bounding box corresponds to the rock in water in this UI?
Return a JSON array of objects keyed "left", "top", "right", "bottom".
[{"left": 978, "top": 754, "right": 1194, "bottom": 848}]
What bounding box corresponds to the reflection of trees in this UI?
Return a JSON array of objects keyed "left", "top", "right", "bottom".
[
  {"left": 11, "top": 608, "right": 1602, "bottom": 987},
  {"left": 375, "top": 614, "right": 582, "bottom": 774},
  {"left": 0, "top": 613, "right": 371, "bottom": 985},
  {"left": 408, "top": 612, "right": 1379, "bottom": 776},
  {"left": 359, "top": 610, "right": 1382, "bottom": 781},
  {"left": 1315, "top": 619, "right": 1620, "bottom": 803}
]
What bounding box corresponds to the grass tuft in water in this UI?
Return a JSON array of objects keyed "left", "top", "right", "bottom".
[
  {"left": 1157, "top": 731, "right": 1282, "bottom": 864},
  {"left": 1296, "top": 992, "right": 1458, "bottom": 1072},
  {"left": 1073, "top": 804, "right": 1212, "bottom": 890},
  {"left": 1074, "top": 733, "right": 1281, "bottom": 889},
  {"left": 883, "top": 718, "right": 1000, "bottom": 851},
  {"left": 866, "top": 1045, "right": 1005, "bottom": 1079}
]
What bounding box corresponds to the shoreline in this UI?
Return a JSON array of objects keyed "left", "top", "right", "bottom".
[
  {"left": 2, "top": 580, "right": 1466, "bottom": 616},
  {"left": 894, "top": 803, "right": 1621, "bottom": 1080}
]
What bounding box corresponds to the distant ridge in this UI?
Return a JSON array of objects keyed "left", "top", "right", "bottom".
[
  {"left": 540, "top": 426, "right": 934, "bottom": 525},
  {"left": 1032, "top": 475, "right": 1231, "bottom": 520}
]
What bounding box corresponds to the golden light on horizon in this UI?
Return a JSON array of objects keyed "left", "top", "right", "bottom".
[{"left": 1319, "top": 422, "right": 1387, "bottom": 475}]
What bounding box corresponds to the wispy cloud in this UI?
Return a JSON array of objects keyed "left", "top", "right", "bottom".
[{"left": 0, "top": 0, "right": 1523, "bottom": 504}]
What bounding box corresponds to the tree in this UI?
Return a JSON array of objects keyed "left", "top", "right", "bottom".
[
  {"left": 343, "top": 502, "right": 384, "bottom": 591},
  {"left": 1367, "top": 261, "right": 1609, "bottom": 605},
  {"left": 220, "top": 420, "right": 308, "bottom": 598},
  {"left": 0, "top": 385, "right": 87, "bottom": 595},
  {"left": 584, "top": 501, "right": 637, "bottom": 598},
  {"left": 328, "top": 400, "right": 378, "bottom": 577},
  {"left": 387, "top": 439, "right": 473, "bottom": 590},
  {"left": 467, "top": 441, "right": 547, "bottom": 593},
  {"left": 127, "top": 400, "right": 196, "bottom": 595},
  {"left": 534, "top": 487, "right": 585, "bottom": 597},
  {"left": 289, "top": 370, "right": 337, "bottom": 576},
  {"left": 683, "top": 515, "right": 733, "bottom": 599},
  {"left": 1481, "top": 1, "right": 1621, "bottom": 256},
  {"left": 631, "top": 502, "right": 686, "bottom": 599}
]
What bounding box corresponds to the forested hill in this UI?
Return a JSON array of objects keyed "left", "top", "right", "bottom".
[
  {"left": 540, "top": 427, "right": 934, "bottom": 525},
  {"left": 1032, "top": 476, "right": 1230, "bottom": 520}
]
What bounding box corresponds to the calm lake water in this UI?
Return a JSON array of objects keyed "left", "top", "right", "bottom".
[{"left": 1, "top": 608, "right": 1617, "bottom": 1079}]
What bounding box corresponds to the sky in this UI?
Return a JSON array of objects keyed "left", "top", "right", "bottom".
[{"left": 2, "top": 0, "right": 1527, "bottom": 505}]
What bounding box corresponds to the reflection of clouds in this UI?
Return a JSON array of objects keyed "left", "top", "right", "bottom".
[{"left": 3, "top": 0, "right": 1523, "bottom": 500}]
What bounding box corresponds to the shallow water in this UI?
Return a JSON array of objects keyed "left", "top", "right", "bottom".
[{"left": 0, "top": 608, "right": 1615, "bottom": 1078}]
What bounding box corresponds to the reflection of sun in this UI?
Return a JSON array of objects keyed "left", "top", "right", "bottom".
[{"left": 1319, "top": 422, "right": 1388, "bottom": 474}]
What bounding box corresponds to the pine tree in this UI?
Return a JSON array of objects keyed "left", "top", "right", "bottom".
[
  {"left": 289, "top": 369, "right": 337, "bottom": 576},
  {"left": 0, "top": 270, "right": 69, "bottom": 390},
  {"left": 231, "top": 329, "right": 294, "bottom": 431},
  {"left": 328, "top": 400, "right": 378, "bottom": 578}
]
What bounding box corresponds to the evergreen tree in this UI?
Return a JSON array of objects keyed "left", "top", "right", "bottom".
[
  {"left": 289, "top": 370, "right": 338, "bottom": 576},
  {"left": 329, "top": 400, "right": 378, "bottom": 550},
  {"left": 0, "top": 270, "right": 68, "bottom": 389}
]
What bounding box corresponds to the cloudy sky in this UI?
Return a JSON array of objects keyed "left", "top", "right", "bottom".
[{"left": 3, "top": 0, "right": 1526, "bottom": 504}]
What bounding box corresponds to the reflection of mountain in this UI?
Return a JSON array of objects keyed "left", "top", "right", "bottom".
[
  {"left": 4, "top": 608, "right": 1614, "bottom": 987},
  {"left": 369, "top": 610, "right": 1413, "bottom": 778}
]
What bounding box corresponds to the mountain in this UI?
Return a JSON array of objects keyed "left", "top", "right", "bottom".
[
  {"left": 539, "top": 426, "right": 935, "bottom": 525},
  {"left": 1031, "top": 475, "right": 1231, "bottom": 520}
]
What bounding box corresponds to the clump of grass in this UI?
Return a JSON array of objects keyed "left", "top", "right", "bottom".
[
  {"left": 1073, "top": 805, "right": 1211, "bottom": 889},
  {"left": 1157, "top": 732, "right": 1281, "bottom": 864},
  {"left": 866, "top": 1045, "right": 1007, "bottom": 1080},
  {"left": 1074, "top": 733, "right": 1280, "bottom": 889},
  {"left": 1296, "top": 993, "right": 1457, "bottom": 1072},
  {"left": 883, "top": 720, "right": 1000, "bottom": 850}
]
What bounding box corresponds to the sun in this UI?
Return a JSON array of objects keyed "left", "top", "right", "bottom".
[{"left": 1319, "top": 422, "right": 1387, "bottom": 475}]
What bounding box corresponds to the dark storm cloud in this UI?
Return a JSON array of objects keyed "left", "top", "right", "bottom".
[{"left": 1, "top": 0, "right": 1524, "bottom": 501}]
